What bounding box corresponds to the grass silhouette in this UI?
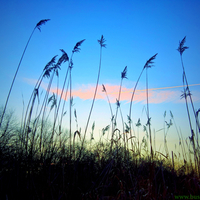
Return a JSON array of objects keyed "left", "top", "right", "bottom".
[
  {"left": 0, "top": 26, "right": 200, "bottom": 200},
  {"left": 0, "top": 19, "right": 50, "bottom": 129}
]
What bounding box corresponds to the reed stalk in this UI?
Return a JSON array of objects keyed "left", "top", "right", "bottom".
[
  {"left": 110, "top": 66, "right": 127, "bottom": 154},
  {"left": 177, "top": 36, "right": 199, "bottom": 172},
  {"left": 79, "top": 35, "right": 106, "bottom": 158},
  {"left": 0, "top": 19, "right": 50, "bottom": 128}
]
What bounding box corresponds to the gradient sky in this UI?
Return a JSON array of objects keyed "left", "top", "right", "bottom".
[{"left": 0, "top": 0, "right": 200, "bottom": 155}]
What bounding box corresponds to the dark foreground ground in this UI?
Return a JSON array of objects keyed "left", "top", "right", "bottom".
[{"left": 0, "top": 151, "right": 200, "bottom": 200}]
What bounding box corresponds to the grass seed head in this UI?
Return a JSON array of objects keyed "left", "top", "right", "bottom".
[
  {"left": 121, "top": 66, "right": 128, "bottom": 79},
  {"left": 102, "top": 84, "right": 106, "bottom": 92},
  {"left": 36, "top": 19, "right": 50, "bottom": 31},
  {"left": 144, "top": 53, "right": 158, "bottom": 69},
  {"left": 177, "top": 36, "right": 189, "bottom": 55},
  {"left": 43, "top": 55, "right": 58, "bottom": 71},
  {"left": 98, "top": 35, "right": 106, "bottom": 48},
  {"left": 72, "top": 39, "right": 85, "bottom": 53}
]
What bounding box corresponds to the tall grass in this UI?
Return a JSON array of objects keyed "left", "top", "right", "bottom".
[
  {"left": 177, "top": 36, "right": 200, "bottom": 175},
  {"left": 110, "top": 66, "right": 127, "bottom": 155},
  {"left": 80, "top": 35, "right": 106, "bottom": 158},
  {"left": 0, "top": 29, "right": 200, "bottom": 199},
  {"left": 0, "top": 19, "right": 50, "bottom": 128}
]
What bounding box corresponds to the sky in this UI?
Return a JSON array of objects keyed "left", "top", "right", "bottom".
[{"left": 0, "top": 0, "right": 200, "bottom": 156}]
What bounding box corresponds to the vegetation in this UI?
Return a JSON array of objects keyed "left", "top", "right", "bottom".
[{"left": 0, "top": 21, "right": 199, "bottom": 200}]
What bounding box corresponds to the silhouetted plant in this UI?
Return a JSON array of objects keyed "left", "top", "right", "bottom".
[
  {"left": 145, "top": 53, "right": 158, "bottom": 160},
  {"left": 80, "top": 35, "right": 106, "bottom": 158},
  {"left": 177, "top": 36, "right": 199, "bottom": 172},
  {"left": 136, "top": 118, "right": 142, "bottom": 155},
  {"left": 0, "top": 19, "right": 50, "bottom": 128},
  {"left": 128, "top": 53, "right": 157, "bottom": 160},
  {"left": 1, "top": 30, "right": 200, "bottom": 200},
  {"left": 102, "top": 84, "right": 115, "bottom": 144},
  {"left": 110, "top": 66, "right": 127, "bottom": 155},
  {"left": 115, "top": 66, "right": 127, "bottom": 122},
  {"left": 102, "top": 84, "right": 114, "bottom": 130}
]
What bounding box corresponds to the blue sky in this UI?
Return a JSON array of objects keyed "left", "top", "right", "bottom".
[{"left": 0, "top": 0, "right": 200, "bottom": 155}]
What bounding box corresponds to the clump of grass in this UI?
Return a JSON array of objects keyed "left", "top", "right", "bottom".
[
  {"left": 0, "top": 108, "right": 200, "bottom": 199},
  {"left": 0, "top": 25, "right": 200, "bottom": 200}
]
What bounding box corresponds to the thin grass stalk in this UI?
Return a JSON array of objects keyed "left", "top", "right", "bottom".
[
  {"left": 20, "top": 94, "right": 25, "bottom": 148},
  {"left": 25, "top": 89, "right": 39, "bottom": 155},
  {"left": 183, "top": 76, "right": 198, "bottom": 172},
  {"left": 128, "top": 69, "right": 144, "bottom": 140},
  {"left": 54, "top": 68, "right": 60, "bottom": 120},
  {"left": 185, "top": 138, "right": 194, "bottom": 172},
  {"left": 146, "top": 67, "right": 153, "bottom": 160},
  {"left": 102, "top": 84, "right": 114, "bottom": 136},
  {"left": 163, "top": 111, "right": 166, "bottom": 156},
  {"left": 116, "top": 66, "right": 127, "bottom": 123},
  {"left": 23, "top": 87, "right": 40, "bottom": 145},
  {"left": 125, "top": 131, "right": 129, "bottom": 159},
  {"left": 42, "top": 68, "right": 55, "bottom": 122},
  {"left": 153, "top": 129, "right": 156, "bottom": 156},
  {"left": 73, "top": 112, "right": 80, "bottom": 159},
  {"left": 22, "top": 55, "right": 55, "bottom": 157},
  {"left": 50, "top": 49, "right": 69, "bottom": 139},
  {"left": 128, "top": 66, "right": 149, "bottom": 159},
  {"left": 59, "top": 78, "right": 70, "bottom": 134},
  {"left": 146, "top": 54, "right": 158, "bottom": 160},
  {"left": 178, "top": 37, "right": 199, "bottom": 170},
  {"left": 33, "top": 70, "right": 56, "bottom": 154},
  {"left": 181, "top": 76, "right": 194, "bottom": 137},
  {"left": 170, "top": 111, "right": 187, "bottom": 162},
  {"left": 118, "top": 106, "right": 127, "bottom": 159},
  {"left": 0, "top": 19, "right": 50, "bottom": 128},
  {"left": 53, "top": 40, "right": 85, "bottom": 136},
  {"left": 22, "top": 78, "right": 41, "bottom": 137},
  {"left": 196, "top": 110, "right": 200, "bottom": 148},
  {"left": 46, "top": 93, "right": 56, "bottom": 121},
  {"left": 56, "top": 67, "right": 70, "bottom": 132},
  {"left": 180, "top": 128, "right": 188, "bottom": 165},
  {"left": 115, "top": 78, "right": 123, "bottom": 124},
  {"left": 136, "top": 118, "right": 141, "bottom": 157},
  {"left": 22, "top": 55, "right": 57, "bottom": 144},
  {"left": 180, "top": 77, "right": 198, "bottom": 171},
  {"left": 127, "top": 116, "right": 134, "bottom": 154},
  {"left": 16, "top": 65, "right": 44, "bottom": 145},
  {"left": 110, "top": 66, "right": 127, "bottom": 154},
  {"left": 0, "top": 28, "right": 34, "bottom": 128},
  {"left": 103, "top": 85, "right": 114, "bottom": 119},
  {"left": 137, "top": 127, "right": 140, "bottom": 156},
  {"left": 55, "top": 41, "right": 85, "bottom": 189},
  {"left": 20, "top": 94, "right": 25, "bottom": 134},
  {"left": 143, "top": 125, "right": 149, "bottom": 155},
  {"left": 119, "top": 106, "right": 125, "bottom": 134},
  {"left": 180, "top": 55, "right": 200, "bottom": 134},
  {"left": 163, "top": 111, "right": 170, "bottom": 157},
  {"left": 195, "top": 112, "right": 200, "bottom": 169},
  {"left": 69, "top": 64, "right": 72, "bottom": 157},
  {"left": 80, "top": 35, "right": 106, "bottom": 158}
]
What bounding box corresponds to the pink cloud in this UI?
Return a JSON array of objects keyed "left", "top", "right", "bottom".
[
  {"left": 49, "top": 84, "right": 181, "bottom": 104},
  {"left": 23, "top": 78, "right": 199, "bottom": 104}
]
